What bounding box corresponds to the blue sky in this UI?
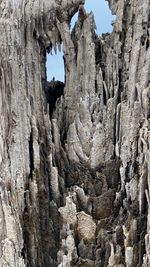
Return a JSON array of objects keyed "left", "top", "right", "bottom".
[{"left": 46, "top": 0, "right": 115, "bottom": 81}]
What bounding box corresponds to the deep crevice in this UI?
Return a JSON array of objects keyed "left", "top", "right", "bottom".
[
  {"left": 103, "top": 85, "right": 107, "bottom": 105},
  {"left": 29, "top": 131, "right": 34, "bottom": 179}
]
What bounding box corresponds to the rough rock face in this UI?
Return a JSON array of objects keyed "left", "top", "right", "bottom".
[{"left": 0, "top": 0, "right": 150, "bottom": 266}]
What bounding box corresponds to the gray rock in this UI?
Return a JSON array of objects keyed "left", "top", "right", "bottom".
[{"left": 0, "top": 0, "right": 150, "bottom": 266}]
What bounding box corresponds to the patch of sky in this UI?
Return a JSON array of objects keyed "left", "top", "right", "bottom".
[
  {"left": 46, "top": 48, "right": 64, "bottom": 82},
  {"left": 46, "top": 0, "right": 115, "bottom": 82}
]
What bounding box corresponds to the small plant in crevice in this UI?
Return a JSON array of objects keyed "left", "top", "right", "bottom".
[{"left": 45, "top": 78, "right": 64, "bottom": 118}]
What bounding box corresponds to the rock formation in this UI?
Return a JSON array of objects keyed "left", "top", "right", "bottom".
[{"left": 0, "top": 0, "right": 150, "bottom": 266}]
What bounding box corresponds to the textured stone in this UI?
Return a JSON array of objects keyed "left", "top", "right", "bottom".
[
  {"left": 93, "top": 190, "right": 115, "bottom": 220},
  {"left": 77, "top": 211, "right": 96, "bottom": 241},
  {"left": 0, "top": 0, "right": 150, "bottom": 266},
  {"left": 59, "top": 196, "right": 77, "bottom": 225}
]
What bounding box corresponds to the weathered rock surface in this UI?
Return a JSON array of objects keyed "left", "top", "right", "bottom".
[{"left": 0, "top": 0, "right": 150, "bottom": 266}]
